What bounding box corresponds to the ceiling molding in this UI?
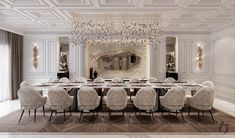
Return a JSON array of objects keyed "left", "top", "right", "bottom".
[{"left": 0, "top": 0, "right": 234, "bottom": 34}]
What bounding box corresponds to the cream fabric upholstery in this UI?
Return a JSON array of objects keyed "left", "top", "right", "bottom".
[
  {"left": 77, "top": 87, "right": 100, "bottom": 111},
  {"left": 160, "top": 86, "right": 186, "bottom": 112},
  {"left": 20, "top": 81, "right": 32, "bottom": 88},
  {"left": 48, "top": 87, "right": 74, "bottom": 110},
  {"left": 130, "top": 77, "right": 140, "bottom": 83},
  {"left": 59, "top": 77, "right": 70, "bottom": 83},
  {"left": 18, "top": 87, "right": 47, "bottom": 110},
  {"left": 106, "top": 87, "right": 128, "bottom": 111},
  {"left": 76, "top": 77, "right": 87, "bottom": 83},
  {"left": 187, "top": 86, "right": 215, "bottom": 110},
  {"left": 112, "top": 77, "right": 123, "bottom": 83},
  {"left": 148, "top": 77, "right": 158, "bottom": 83},
  {"left": 164, "top": 77, "right": 176, "bottom": 83},
  {"left": 94, "top": 77, "right": 105, "bottom": 83},
  {"left": 20, "top": 81, "right": 43, "bottom": 96},
  {"left": 133, "top": 87, "right": 157, "bottom": 111},
  {"left": 201, "top": 81, "right": 215, "bottom": 88}
]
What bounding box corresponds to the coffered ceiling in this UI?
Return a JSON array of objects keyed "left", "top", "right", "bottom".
[{"left": 0, "top": 0, "right": 235, "bottom": 34}]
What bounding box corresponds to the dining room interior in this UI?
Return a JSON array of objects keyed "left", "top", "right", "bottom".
[{"left": 0, "top": 0, "right": 235, "bottom": 138}]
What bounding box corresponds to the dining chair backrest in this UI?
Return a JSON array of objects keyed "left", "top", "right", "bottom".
[
  {"left": 133, "top": 87, "right": 157, "bottom": 111},
  {"left": 59, "top": 77, "right": 70, "bottom": 83},
  {"left": 106, "top": 87, "right": 127, "bottom": 110},
  {"left": 164, "top": 77, "right": 176, "bottom": 83}
]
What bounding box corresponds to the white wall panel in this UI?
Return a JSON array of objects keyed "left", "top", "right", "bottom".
[
  {"left": 23, "top": 34, "right": 212, "bottom": 83},
  {"left": 48, "top": 40, "right": 57, "bottom": 76},
  {"left": 212, "top": 27, "right": 235, "bottom": 104},
  {"left": 214, "top": 36, "right": 235, "bottom": 75}
]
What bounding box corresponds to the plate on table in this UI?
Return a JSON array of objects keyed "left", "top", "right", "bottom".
[
  {"left": 84, "top": 84, "right": 100, "bottom": 87},
  {"left": 49, "top": 81, "right": 63, "bottom": 83},
  {"left": 60, "top": 84, "right": 75, "bottom": 87},
  {"left": 182, "top": 84, "right": 200, "bottom": 87},
  {"left": 160, "top": 84, "right": 175, "bottom": 87},
  {"left": 131, "top": 84, "right": 151, "bottom": 87},
  {"left": 108, "top": 84, "right": 125, "bottom": 87},
  {"left": 150, "top": 82, "right": 164, "bottom": 84},
  {"left": 33, "top": 84, "right": 51, "bottom": 87}
]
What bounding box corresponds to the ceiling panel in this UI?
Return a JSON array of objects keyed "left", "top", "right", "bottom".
[{"left": 0, "top": 0, "right": 234, "bottom": 33}]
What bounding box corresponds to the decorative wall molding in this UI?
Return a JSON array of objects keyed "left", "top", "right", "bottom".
[
  {"left": 211, "top": 27, "right": 235, "bottom": 104},
  {"left": 1, "top": 0, "right": 235, "bottom": 33},
  {"left": 23, "top": 33, "right": 212, "bottom": 82}
]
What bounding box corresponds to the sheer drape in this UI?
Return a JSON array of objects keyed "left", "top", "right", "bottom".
[{"left": 0, "top": 30, "right": 10, "bottom": 101}]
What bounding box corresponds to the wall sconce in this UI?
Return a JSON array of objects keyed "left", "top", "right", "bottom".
[
  {"left": 33, "top": 45, "right": 38, "bottom": 69},
  {"left": 197, "top": 43, "right": 203, "bottom": 68}
]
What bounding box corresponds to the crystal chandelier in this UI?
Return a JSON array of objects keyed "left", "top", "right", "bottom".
[{"left": 71, "top": 20, "right": 163, "bottom": 48}]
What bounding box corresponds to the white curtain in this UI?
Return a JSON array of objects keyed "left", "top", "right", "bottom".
[{"left": 0, "top": 30, "right": 10, "bottom": 101}]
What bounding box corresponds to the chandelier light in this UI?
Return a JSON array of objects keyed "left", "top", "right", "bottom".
[{"left": 71, "top": 20, "right": 163, "bottom": 48}]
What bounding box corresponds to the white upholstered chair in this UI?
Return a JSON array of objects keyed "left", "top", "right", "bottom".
[
  {"left": 160, "top": 86, "right": 186, "bottom": 120},
  {"left": 59, "top": 77, "right": 70, "bottom": 83},
  {"left": 112, "top": 77, "right": 123, "bottom": 83},
  {"left": 148, "top": 77, "right": 158, "bottom": 83},
  {"left": 164, "top": 77, "right": 176, "bottom": 83},
  {"left": 20, "top": 81, "right": 32, "bottom": 88},
  {"left": 48, "top": 87, "right": 74, "bottom": 123},
  {"left": 201, "top": 81, "right": 215, "bottom": 88},
  {"left": 75, "top": 77, "right": 87, "bottom": 83},
  {"left": 133, "top": 87, "right": 157, "bottom": 119},
  {"left": 94, "top": 77, "right": 105, "bottom": 83},
  {"left": 77, "top": 87, "right": 100, "bottom": 121},
  {"left": 129, "top": 77, "right": 141, "bottom": 83},
  {"left": 18, "top": 87, "right": 47, "bottom": 123},
  {"left": 20, "top": 81, "right": 43, "bottom": 95},
  {"left": 106, "top": 87, "right": 128, "bottom": 118},
  {"left": 187, "top": 86, "right": 216, "bottom": 121}
]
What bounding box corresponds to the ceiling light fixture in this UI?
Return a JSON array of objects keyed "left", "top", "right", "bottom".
[{"left": 70, "top": 20, "right": 163, "bottom": 48}]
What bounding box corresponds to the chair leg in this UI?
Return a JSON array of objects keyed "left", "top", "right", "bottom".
[
  {"left": 109, "top": 109, "right": 111, "bottom": 119},
  {"left": 28, "top": 110, "right": 30, "bottom": 116},
  {"left": 63, "top": 109, "right": 66, "bottom": 124},
  {"left": 34, "top": 109, "right": 36, "bottom": 123},
  {"left": 79, "top": 110, "right": 83, "bottom": 122},
  {"left": 176, "top": 110, "right": 178, "bottom": 117},
  {"left": 168, "top": 111, "right": 170, "bottom": 116},
  {"left": 49, "top": 110, "right": 54, "bottom": 122},
  {"left": 198, "top": 110, "right": 200, "bottom": 120},
  {"left": 18, "top": 109, "right": 25, "bottom": 124},
  {"left": 161, "top": 110, "right": 163, "bottom": 116},
  {"left": 151, "top": 112, "right": 155, "bottom": 120},
  {"left": 43, "top": 106, "right": 45, "bottom": 116},
  {"left": 209, "top": 110, "right": 215, "bottom": 122},
  {"left": 180, "top": 111, "right": 185, "bottom": 122},
  {"left": 55, "top": 110, "right": 57, "bottom": 116},
  {"left": 122, "top": 110, "right": 125, "bottom": 118},
  {"left": 188, "top": 106, "right": 191, "bottom": 116},
  {"left": 69, "top": 106, "right": 72, "bottom": 116}
]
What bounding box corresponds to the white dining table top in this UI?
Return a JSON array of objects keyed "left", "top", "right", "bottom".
[{"left": 32, "top": 81, "right": 203, "bottom": 90}]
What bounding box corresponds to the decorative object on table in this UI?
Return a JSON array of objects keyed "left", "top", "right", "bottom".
[
  {"left": 71, "top": 19, "right": 163, "bottom": 48},
  {"left": 57, "top": 71, "right": 69, "bottom": 80},
  {"left": 93, "top": 70, "right": 98, "bottom": 79},
  {"left": 89, "top": 67, "right": 93, "bottom": 79},
  {"left": 33, "top": 45, "right": 38, "bottom": 69}
]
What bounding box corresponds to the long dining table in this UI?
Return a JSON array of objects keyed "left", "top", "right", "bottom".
[{"left": 32, "top": 80, "right": 203, "bottom": 112}]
